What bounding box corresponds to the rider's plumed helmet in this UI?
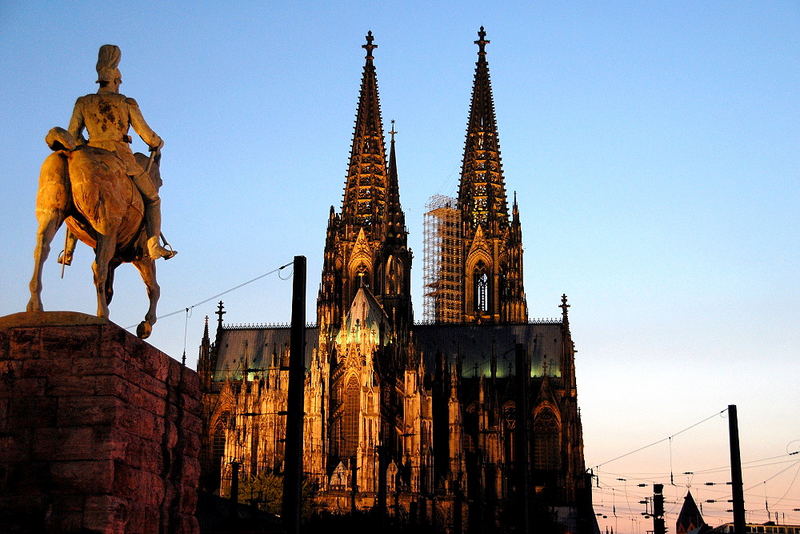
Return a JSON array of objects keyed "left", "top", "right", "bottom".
[{"left": 95, "top": 44, "right": 122, "bottom": 84}]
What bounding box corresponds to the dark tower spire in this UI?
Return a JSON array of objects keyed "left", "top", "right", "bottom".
[
  {"left": 198, "top": 314, "right": 213, "bottom": 390},
  {"left": 317, "top": 206, "right": 342, "bottom": 331},
  {"left": 560, "top": 294, "right": 570, "bottom": 329},
  {"left": 455, "top": 28, "right": 525, "bottom": 324},
  {"left": 202, "top": 314, "right": 210, "bottom": 345},
  {"left": 509, "top": 192, "right": 522, "bottom": 243},
  {"left": 215, "top": 301, "right": 226, "bottom": 336},
  {"left": 385, "top": 120, "right": 406, "bottom": 246},
  {"left": 341, "top": 30, "right": 388, "bottom": 239},
  {"left": 379, "top": 119, "right": 413, "bottom": 333},
  {"left": 318, "top": 32, "right": 411, "bottom": 335},
  {"left": 560, "top": 294, "right": 577, "bottom": 394},
  {"left": 458, "top": 26, "right": 509, "bottom": 234}
]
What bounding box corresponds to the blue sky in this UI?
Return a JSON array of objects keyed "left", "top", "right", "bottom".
[{"left": 1, "top": 2, "right": 798, "bottom": 530}]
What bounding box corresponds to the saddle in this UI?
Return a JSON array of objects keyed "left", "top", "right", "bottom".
[{"left": 44, "top": 127, "right": 150, "bottom": 262}]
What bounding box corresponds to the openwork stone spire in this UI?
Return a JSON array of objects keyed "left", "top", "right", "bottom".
[
  {"left": 341, "top": 31, "right": 388, "bottom": 238},
  {"left": 458, "top": 26, "right": 509, "bottom": 235},
  {"left": 385, "top": 120, "right": 406, "bottom": 246}
]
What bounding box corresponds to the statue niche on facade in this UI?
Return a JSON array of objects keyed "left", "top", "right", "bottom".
[{"left": 27, "top": 44, "right": 178, "bottom": 339}]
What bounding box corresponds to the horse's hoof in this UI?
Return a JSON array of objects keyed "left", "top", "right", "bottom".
[{"left": 136, "top": 321, "right": 152, "bottom": 339}]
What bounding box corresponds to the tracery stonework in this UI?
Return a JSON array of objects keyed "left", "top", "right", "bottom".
[{"left": 198, "top": 29, "right": 597, "bottom": 533}]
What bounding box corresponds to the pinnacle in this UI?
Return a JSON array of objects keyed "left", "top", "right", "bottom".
[
  {"left": 458, "top": 27, "right": 508, "bottom": 233},
  {"left": 342, "top": 32, "right": 389, "bottom": 235}
]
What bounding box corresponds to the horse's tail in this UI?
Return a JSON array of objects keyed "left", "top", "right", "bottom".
[{"left": 45, "top": 127, "right": 77, "bottom": 152}]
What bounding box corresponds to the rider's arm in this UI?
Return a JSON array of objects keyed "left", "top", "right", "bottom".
[
  {"left": 67, "top": 97, "right": 88, "bottom": 145},
  {"left": 126, "top": 98, "right": 163, "bottom": 150}
]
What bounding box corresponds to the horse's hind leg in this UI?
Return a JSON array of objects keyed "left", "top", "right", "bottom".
[
  {"left": 105, "top": 260, "right": 120, "bottom": 305},
  {"left": 27, "top": 211, "right": 65, "bottom": 312},
  {"left": 132, "top": 258, "right": 159, "bottom": 339},
  {"left": 92, "top": 235, "right": 117, "bottom": 319},
  {"left": 27, "top": 153, "right": 69, "bottom": 312}
]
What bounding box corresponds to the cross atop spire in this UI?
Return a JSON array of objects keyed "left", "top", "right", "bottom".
[
  {"left": 475, "top": 26, "right": 490, "bottom": 56},
  {"left": 560, "top": 294, "right": 570, "bottom": 325},
  {"left": 216, "top": 300, "right": 226, "bottom": 331},
  {"left": 389, "top": 119, "right": 397, "bottom": 143},
  {"left": 363, "top": 30, "right": 377, "bottom": 60}
]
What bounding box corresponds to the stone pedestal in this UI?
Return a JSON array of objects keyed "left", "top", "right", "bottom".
[{"left": 0, "top": 312, "right": 201, "bottom": 534}]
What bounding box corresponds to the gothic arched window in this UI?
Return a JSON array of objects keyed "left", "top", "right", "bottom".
[
  {"left": 474, "top": 262, "right": 489, "bottom": 313},
  {"left": 533, "top": 408, "right": 561, "bottom": 471},
  {"left": 212, "top": 414, "right": 228, "bottom": 467},
  {"left": 342, "top": 377, "right": 360, "bottom": 458},
  {"left": 500, "top": 268, "right": 510, "bottom": 299},
  {"left": 386, "top": 256, "right": 402, "bottom": 296}
]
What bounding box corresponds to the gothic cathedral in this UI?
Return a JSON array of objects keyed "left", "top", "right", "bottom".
[{"left": 198, "top": 29, "right": 597, "bottom": 534}]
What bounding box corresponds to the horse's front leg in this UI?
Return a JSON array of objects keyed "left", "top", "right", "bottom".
[
  {"left": 132, "top": 258, "right": 159, "bottom": 339},
  {"left": 92, "top": 234, "right": 117, "bottom": 319},
  {"left": 27, "top": 210, "right": 65, "bottom": 312}
]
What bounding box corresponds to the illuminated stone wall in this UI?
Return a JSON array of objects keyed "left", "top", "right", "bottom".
[{"left": 0, "top": 312, "right": 201, "bottom": 534}]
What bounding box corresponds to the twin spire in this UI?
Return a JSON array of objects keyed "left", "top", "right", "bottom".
[
  {"left": 459, "top": 26, "right": 509, "bottom": 234},
  {"left": 342, "top": 28, "right": 508, "bottom": 238},
  {"left": 341, "top": 32, "right": 404, "bottom": 243},
  {"left": 341, "top": 31, "right": 387, "bottom": 235}
]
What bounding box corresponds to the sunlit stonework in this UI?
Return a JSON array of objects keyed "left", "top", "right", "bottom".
[{"left": 198, "top": 29, "right": 596, "bottom": 533}]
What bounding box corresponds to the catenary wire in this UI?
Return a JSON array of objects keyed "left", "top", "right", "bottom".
[
  {"left": 591, "top": 408, "right": 727, "bottom": 470},
  {"left": 125, "top": 260, "right": 293, "bottom": 329}
]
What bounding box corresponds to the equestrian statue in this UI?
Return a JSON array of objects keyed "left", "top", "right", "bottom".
[{"left": 27, "top": 44, "right": 178, "bottom": 339}]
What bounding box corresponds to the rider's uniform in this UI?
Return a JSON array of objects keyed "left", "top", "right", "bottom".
[{"left": 68, "top": 92, "right": 162, "bottom": 200}]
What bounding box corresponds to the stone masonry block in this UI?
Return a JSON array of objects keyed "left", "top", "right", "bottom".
[
  {"left": 0, "top": 376, "right": 46, "bottom": 399},
  {"left": 83, "top": 494, "right": 129, "bottom": 533},
  {"left": 0, "top": 312, "right": 201, "bottom": 534},
  {"left": 8, "top": 327, "right": 41, "bottom": 359},
  {"left": 51, "top": 460, "right": 116, "bottom": 494},
  {"left": 9, "top": 394, "right": 56, "bottom": 428},
  {"left": 56, "top": 395, "right": 121, "bottom": 427}
]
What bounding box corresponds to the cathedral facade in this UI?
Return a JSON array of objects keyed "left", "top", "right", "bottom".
[{"left": 198, "top": 29, "right": 596, "bottom": 533}]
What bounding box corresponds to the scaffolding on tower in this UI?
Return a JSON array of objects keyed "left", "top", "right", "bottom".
[{"left": 423, "top": 195, "right": 463, "bottom": 323}]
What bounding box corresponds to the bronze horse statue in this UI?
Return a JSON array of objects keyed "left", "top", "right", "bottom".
[{"left": 27, "top": 127, "right": 162, "bottom": 339}]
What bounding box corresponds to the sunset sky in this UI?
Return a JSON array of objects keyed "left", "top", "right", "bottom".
[{"left": 1, "top": 3, "right": 797, "bottom": 531}]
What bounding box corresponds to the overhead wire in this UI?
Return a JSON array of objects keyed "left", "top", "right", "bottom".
[
  {"left": 744, "top": 460, "right": 800, "bottom": 492},
  {"left": 773, "top": 463, "right": 800, "bottom": 506},
  {"left": 593, "top": 455, "right": 800, "bottom": 523},
  {"left": 124, "top": 260, "right": 294, "bottom": 330},
  {"left": 595, "top": 453, "right": 799, "bottom": 482},
  {"left": 592, "top": 408, "right": 727, "bottom": 471}
]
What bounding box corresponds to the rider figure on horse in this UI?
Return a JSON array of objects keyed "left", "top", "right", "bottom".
[{"left": 65, "top": 44, "right": 177, "bottom": 262}]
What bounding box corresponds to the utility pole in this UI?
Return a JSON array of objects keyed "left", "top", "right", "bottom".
[
  {"left": 728, "top": 404, "right": 746, "bottom": 534},
  {"left": 515, "top": 343, "right": 530, "bottom": 534},
  {"left": 282, "top": 256, "right": 306, "bottom": 534},
  {"left": 652, "top": 483, "right": 665, "bottom": 534},
  {"left": 230, "top": 459, "right": 240, "bottom": 522}
]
